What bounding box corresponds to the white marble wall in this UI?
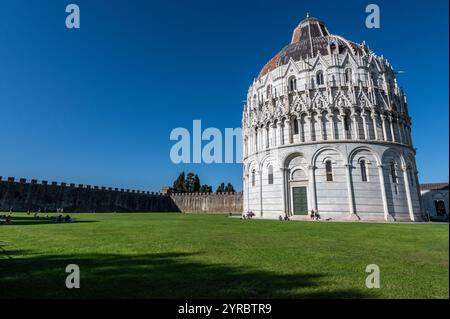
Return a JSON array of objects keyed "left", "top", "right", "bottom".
[{"left": 243, "top": 142, "right": 422, "bottom": 221}]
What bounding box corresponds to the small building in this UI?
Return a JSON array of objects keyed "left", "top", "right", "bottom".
[
  {"left": 160, "top": 187, "right": 173, "bottom": 195},
  {"left": 420, "top": 183, "right": 449, "bottom": 221}
]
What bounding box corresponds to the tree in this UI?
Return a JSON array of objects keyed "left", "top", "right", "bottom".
[
  {"left": 224, "top": 183, "right": 235, "bottom": 193},
  {"left": 216, "top": 182, "right": 225, "bottom": 193},
  {"left": 199, "top": 184, "right": 212, "bottom": 193},
  {"left": 172, "top": 172, "right": 186, "bottom": 192},
  {"left": 193, "top": 174, "right": 201, "bottom": 192},
  {"left": 185, "top": 172, "right": 195, "bottom": 193}
]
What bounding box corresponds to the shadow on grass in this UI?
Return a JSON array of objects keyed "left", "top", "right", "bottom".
[
  {"left": 0, "top": 250, "right": 370, "bottom": 299},
  {"left": 0, "top": 216, "right": 96, "bottom": 226}
]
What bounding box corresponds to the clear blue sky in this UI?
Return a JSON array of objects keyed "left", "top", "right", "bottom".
[{"left": 0, "top": 0, "right": 448, "bottom": 191}]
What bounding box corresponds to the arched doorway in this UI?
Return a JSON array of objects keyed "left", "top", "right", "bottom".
[
  {"left": 290, "top": 168, "right": 309, "bottom": 215},
  {"left": 284, "top": 153, "right": 309, "bottom": 216}
]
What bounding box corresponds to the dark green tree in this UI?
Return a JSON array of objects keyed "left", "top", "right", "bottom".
[
  {"left": 172, "top": 172, "right": 186, "bottom": 193},
  {"left": 192, "top": 174, "right": 201, "bottom": 192},
  {"left": 216, "top": 182, "right": 225, "bottom": 193},
  {"left": 199, "top": 184, "right": 212, "bottom": 193},
  {"left": 185, "top": 172, "right": 195, "bottom": 192},
  {"left": 224, "top": 183, "right": 235, "bottom": 193}
]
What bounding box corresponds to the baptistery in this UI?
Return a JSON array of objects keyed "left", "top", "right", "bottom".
[{"left": 242, "top": 16, "right": 422, "bottom": 221}]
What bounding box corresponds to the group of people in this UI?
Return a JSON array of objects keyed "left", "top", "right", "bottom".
[
  {"left": 310, "top": 209, "right": 320, "bottom": 221},
  {"left": 0, "top": 214, "right": 12, "bottom": 225},
  {"left": 51, "top": 214, "right": 73, "bottom": 223},
  {"left": 0, "top": 212, "right": 73, "bottom": 225},
  {"left": 242, "top": 211, "right": 255, "bottom": 220}
]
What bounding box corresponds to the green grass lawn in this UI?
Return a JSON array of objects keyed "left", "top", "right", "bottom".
[{"left": 0, "top": 213, "right": 448, "bottom": 299}]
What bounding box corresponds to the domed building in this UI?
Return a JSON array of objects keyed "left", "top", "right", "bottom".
[{"left": 242, "top": 16, "right": 423, "bottom": 222}]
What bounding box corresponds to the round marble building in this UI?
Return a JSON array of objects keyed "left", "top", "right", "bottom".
[{"left": 242, "top": 16, "right": 422, "bottom": 221}]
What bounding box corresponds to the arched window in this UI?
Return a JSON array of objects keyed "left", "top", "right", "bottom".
[
  {"left": 289, "top": 77, "right": 297, "bottom": 91},
  {"left": 316, "top": 71, "right": 324, "bottom": 86},
  {"left": 435, "top": 200, "right": 447, "bottom": 216},
  {"left": 390, "top": 162, "right": 397, "bottom": 184},
  {"left": 251, "top": 170, "right": 256, "bottom": 187},
  {"left": 266, "top": 85, "right": 271, "bottom": 98},
  {"left": 330, "top": 43, "right": 338, "bottom": 54},
  {"left": 344, "top": 68, "right": 352, "bottom": 83},
  {"left": 360, "top": 160, "right": 368, "bottom": 182},
  {"left": 344, "top": 114, "right": 350, "bottom": 131},
  {"left": 293, "top": 118, "right": 299, "bottom": 135},
  {"left": 325, "top": 160, "right": 333, "bottom": 181},
  {"left": 268, "top": 166, "right": 274, "bottom": 185},
  {"left": 390, "top": 162, "right": 398, "bottom": 194}
]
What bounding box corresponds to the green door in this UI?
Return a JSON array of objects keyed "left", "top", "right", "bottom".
[{"left": 292, "top": 187, "right": 308, "bottom": 215}]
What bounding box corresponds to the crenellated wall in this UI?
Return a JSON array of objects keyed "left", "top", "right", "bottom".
[
  {"left": 171, "top": 192, "right": 243, "bottom": 213},
  {"left": 0, "top": 176, "right": 178, "bottom": 212},
  {"left": 0, "top": 176, "right": 243, "bottom": 213}
]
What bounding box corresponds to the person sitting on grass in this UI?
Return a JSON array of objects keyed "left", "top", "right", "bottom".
[
  {"left": 1, "top": 215, "right": 13, "bottom": 225},
  {"left": 64, "top": 215, "right": 73, "bottom": 223}
]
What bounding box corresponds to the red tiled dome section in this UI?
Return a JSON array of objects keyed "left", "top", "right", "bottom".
[
  {"left": 257, "top": 17, "right": 364, "bottom": 78},
  {"left": 259, "top": 51, "right": 283, "bottom": 79}
]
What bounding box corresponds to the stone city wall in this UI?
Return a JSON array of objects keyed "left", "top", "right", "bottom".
[
  {"left": 0, "top": 176, "right": 177, "bottom": 212},
  {"left": 0, "top": 176, "right": 243, "bottom": 213}
]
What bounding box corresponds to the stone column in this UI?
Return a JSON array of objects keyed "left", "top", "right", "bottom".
[
  {"left": 327, "top": 113, "right": 335, "bottom": 140},
  {"left": 244, "top": 173, "right": 249, "bottom": 213},
  {"left": 344, "top": 164, "right": 356, "bottom": 217},
  {"left": 338, "top": 114, "right": 346, "bottom": 140},
  {"left": 271, "top": 123, "right": 276, "bottom": 147},
  {"left": 402, "top": 166, "right": 415, "bottom": 222},
  {"left": 297, "top": 117, "right": 303, "bottom": 143},
  {"left": 371, "top": 114, "right": 379, "bottom": 140},
  {"left": 377, "top": 164, "right": 391, "bottom": 221},
  {"left": 286, "top": 168, "right": 291, "bottom": 216},
  {"left": 307, "top": 165, "right": 317, "bottom": 212},
  {"left": 280, "top": 167, "right": 286, "bottom": 216},
  {"left": 381, "top": 115, "right": 388, "bottom": 141},
  {"left": 259, "top": 170, "right": 263, "bottom": 217},
  {"left": 298, "top": 117, "right": 304, "bottom": 142},
  {"left": 362, "top": 112, "right": 368, "bottom": 140},
  {"left": 285, "top": 119, "right": 292, "bottom": 144},
  {"left": 307, "top": 115, "right": 313, "bottom": 141},
  {"left": 314, "top": 114, "right": 323, "bottom": 141},
  {"left": 389, "top": 116, "right": 396, "bottom": 142},
  {"left": 352, "top": 114, "right": 358, "bottom": 140},
  {"left": 278, "top": 123, "right": 284, "bottom": 145}
]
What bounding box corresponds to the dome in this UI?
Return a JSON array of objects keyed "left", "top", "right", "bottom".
[{"left": 259, "top": 16, "right": 365, "bottom": 78}]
